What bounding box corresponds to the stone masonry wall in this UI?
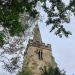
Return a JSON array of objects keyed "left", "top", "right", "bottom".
[{"left": 22, "top": 41, "right": 57, "bottom": 75}]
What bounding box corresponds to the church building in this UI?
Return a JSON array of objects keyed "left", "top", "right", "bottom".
[{"left": 22, "top": 25, "right": 57, "bottom": 75}]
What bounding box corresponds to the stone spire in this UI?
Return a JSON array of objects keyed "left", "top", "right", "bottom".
[{"left": 33, "top": 24, "right": 42, "bottom": 43}]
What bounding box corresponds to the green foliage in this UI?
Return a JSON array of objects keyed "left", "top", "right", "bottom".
[
  {"left": 0, "top": 0, "right": 75, "bottom": 46},
  {"left": 67, "top": 0, "right": 75, "bottom": 15},
  {"left": 3, "top": 56, "right": 20, "bottom": 73},
  {"left": 42, "top": 67, "right": 66, "bottom": 75},
  {"left": 0, "top": 32, "right": 4, "bottom": 47},
  {"left": 0, "top": 0, "right": 38, "bottom": 46},
  {"left": 42, "top": 0, "right": 72, "bottom": 37},
  {"left": 11, "top": 57, "right": 19, "bottom": 66},
  {"left": 0, "top": 35, "right": 4, "bottom": 46},
  {"left": 0, "top": 0, "right": 30, "bottom": 35},
  {"left": 9, "top": 21, "right": 24, "bottom": 36}
]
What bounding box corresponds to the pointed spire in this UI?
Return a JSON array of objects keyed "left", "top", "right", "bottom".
[{"left": 33, "top": 24, "right": 42, "bottom": 43}]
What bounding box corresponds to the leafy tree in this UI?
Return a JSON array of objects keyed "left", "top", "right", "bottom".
[
  {"left": 0, "top": 0, "right": 75, "bottom": 46},
  {"left": 2, "top": 56, "right": 20, "bottom": 73},
  {"left": 0, "top": 32, "right": 5, "bottom": 46},
  {"left": 0, "top": 0, "right": 38, "bottom": 46}
]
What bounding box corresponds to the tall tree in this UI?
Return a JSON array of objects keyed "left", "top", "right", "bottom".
[{"left": 0, "top": 0, "right": 75, "bottom": 46}]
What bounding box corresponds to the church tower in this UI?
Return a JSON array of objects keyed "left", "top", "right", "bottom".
[{"left": 22, "top": 25, "right": 57, "bottom": 75}]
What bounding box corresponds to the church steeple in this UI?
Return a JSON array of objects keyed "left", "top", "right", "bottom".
[
  {"left": 33, "top": 24, "right": 42, "bottom": 43},
  {"left": 22, "top": 23, "right": 57, "bottom": 75}
]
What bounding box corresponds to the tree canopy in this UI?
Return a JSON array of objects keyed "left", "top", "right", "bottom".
[{"left": 0, "top": 0, "right": 75, "bottom": 46}]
